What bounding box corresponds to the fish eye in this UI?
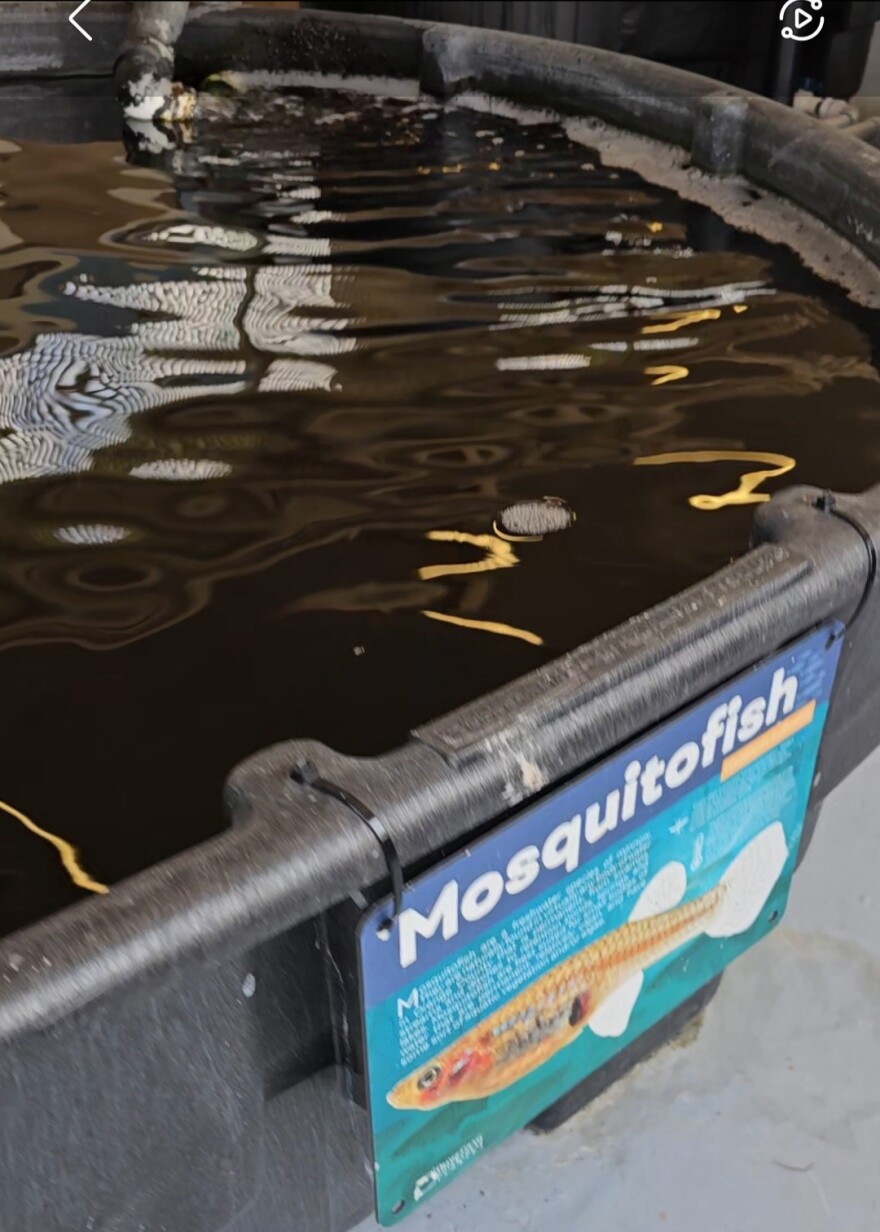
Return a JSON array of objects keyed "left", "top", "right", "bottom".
[{"left": 417, "top": 1064, "right": 442, "bottom": 1090}]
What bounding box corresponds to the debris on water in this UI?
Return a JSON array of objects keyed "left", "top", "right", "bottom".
[
  {"left": 158, "top": 84, "right": 198, "bottom": 123},
  {"left": 495, "top": 498, "right": 575, "bottom": 541}
]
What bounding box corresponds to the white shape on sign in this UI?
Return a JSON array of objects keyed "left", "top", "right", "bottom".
[{"left": 69, "top": 0, "right": 93, "bottom": 41}]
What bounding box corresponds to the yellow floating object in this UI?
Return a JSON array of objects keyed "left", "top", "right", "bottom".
[
  {"left": 418, "top": 530, "right": 518, "bottom": 581},
  {"left": 422, "top": 610, "right": 543, "bottom": 646},
  {"left": 641, "top": 308, "right": 722, "bottom": 334},
  {"left": 634, "top": 450, "right": 796, "bottom": 510},
  {"left": 645, "top": 364, "right": 689, "bottom": 386},
  {"left": 0, "top": 797, "right": 108, "bottom": 894}
]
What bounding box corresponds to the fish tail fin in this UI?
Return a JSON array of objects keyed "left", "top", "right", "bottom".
[
  {"left": 704, "top": 821, "right": 788, "bottom": 939},
  {"left": 588, "top": 861, "right": 687, "bottom": 1039}
]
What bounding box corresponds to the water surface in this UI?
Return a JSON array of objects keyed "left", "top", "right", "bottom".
[{"left": 0, "top": 90, "right": 877, "bottom": 934}]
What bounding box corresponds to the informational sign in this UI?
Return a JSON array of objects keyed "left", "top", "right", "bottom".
[{"left": 358, "top": 623, "right": 842, "bottom": 1223}]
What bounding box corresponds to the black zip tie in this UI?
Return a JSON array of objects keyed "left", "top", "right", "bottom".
[
  {"left": 815, "top": 490, "right": 878, "bottom": 635},
  {"left": 291, "top": 760, "right": 404, "bottom": 928}
]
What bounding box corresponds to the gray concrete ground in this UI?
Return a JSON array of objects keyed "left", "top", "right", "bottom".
[{"left": 357, "top": 741, "right": 880, "bottom": 1232}]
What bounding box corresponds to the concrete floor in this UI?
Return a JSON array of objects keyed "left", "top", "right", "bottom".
[{"left": 357, "top": 741, "right": 880, "bottom": 1232}]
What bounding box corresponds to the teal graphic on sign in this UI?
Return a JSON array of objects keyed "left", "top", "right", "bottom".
[{"left": 358, "top": 625, "right": 842, "bottom": 1223}]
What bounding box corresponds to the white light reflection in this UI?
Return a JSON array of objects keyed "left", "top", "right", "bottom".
[
  {"left": 495, "top": 355, "right": 591, "bottom": 371},
  {"left": 589, "top": 338, "right": 699, "bottom": 352},
  {"left": 54, "top": 524, "right": 131, "bottom": 546},
  {"left": 0, "top": 249, "right": 351, "bottom": 484},
  {"left": 130, "top": 460, "right": 233, "bottom": 481},
  {"left": 259, "top": 359, "right": 338, "bottom": 391},
  {"left": 141, "top": 223, "right": 260, "bottom": 251},
  {"left": 491, "top": 280, "right": 773, "bottom": 333}
]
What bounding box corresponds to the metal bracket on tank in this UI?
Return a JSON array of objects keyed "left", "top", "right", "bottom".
[
  {"left": 290, "top": 760, "right": 405, "bottom": 928},
  {"left": 814, "top": 491, "right": 879, "bottom": 631}
]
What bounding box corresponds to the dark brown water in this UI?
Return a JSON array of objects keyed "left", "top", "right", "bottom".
[{"left": 0, "top": 90, "right": 877, "bottom": 936}]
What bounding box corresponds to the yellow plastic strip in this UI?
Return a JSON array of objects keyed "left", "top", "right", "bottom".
[
  {"left": 418, "top": 529, "right": 518, "bottom": 581},
  {"left": 641, "top": 308, "right": 721, "bottom": 334},
  {"left": 492, "top": 521, "right": 543, "bottom": 544},
  {"left": 421, "top": 609, "right": 543, "bottom": 646},
  {"left": 633, "top": 450, "right": 795, "bottom": 510},
  {"left": 645, "top": 364, "right": 689, "bottom": 386},
  {"left": 0, "top": 798, "right": 109, "bottom": 894}
]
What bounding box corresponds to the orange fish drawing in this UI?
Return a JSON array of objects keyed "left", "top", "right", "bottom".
[{"left": 388, "top": 823, "right": 788, "bottom": 1110}]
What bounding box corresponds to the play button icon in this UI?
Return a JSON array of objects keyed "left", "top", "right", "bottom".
[{"left": 779, "top": 0, "right": 825, "bottom": 42}]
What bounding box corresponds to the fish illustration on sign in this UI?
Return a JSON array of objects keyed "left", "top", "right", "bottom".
[{"left": 388, "top": 822, "right": 787, "bottom": 1110}]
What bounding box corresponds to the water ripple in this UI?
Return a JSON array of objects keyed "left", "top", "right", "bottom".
[{"left": 0, "top": 89, "right": 876, "bottom": 931}]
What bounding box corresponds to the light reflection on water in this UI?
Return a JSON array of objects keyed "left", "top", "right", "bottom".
[{"left": 0, "top": 90, "right": 877, "bottom": 933}]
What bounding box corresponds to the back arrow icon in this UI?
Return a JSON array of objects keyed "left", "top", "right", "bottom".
[{"left": 69, "top": 0, "right": 92, "bottom": 41}]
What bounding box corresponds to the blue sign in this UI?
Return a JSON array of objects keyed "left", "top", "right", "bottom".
[{"left": 358, "top": 624, "right": 842, "bottom": 1223}]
